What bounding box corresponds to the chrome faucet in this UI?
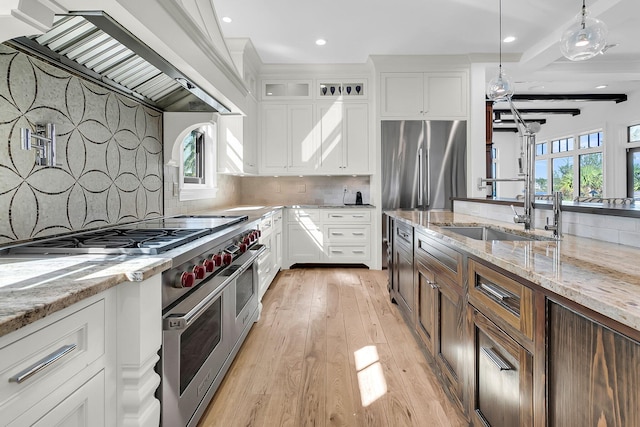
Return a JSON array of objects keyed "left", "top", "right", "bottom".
[{"left": 544, "top": 191, "right": 563, "bottom": 239}]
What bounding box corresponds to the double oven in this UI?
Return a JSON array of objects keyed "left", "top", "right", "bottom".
[
  {"left": 159, "top": 220, "right": 265, "bottom": 427},
  {"left": 6, "top": 214, "right": 265, "bottom": 427}
]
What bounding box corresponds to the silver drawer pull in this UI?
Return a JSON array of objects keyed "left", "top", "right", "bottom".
[
  {"left": 352, "top": 232, "right": 365, "bottom": 236},
  {"left": 479, "top": 282, "right": 511, "bottom": 301},
  {"left": 481, "top": 347, "right": 512, "bottom": 371},
  {"left": 352, "top": 250, "right": 365, "bottom": 254},
  {"left": 426, "top": 280, "right": 439, "bottom": 290},
  {"left": 330, "top": 214, "right": 344, "bottom": 218},
  {"left": 331, "top": 232, "right": 344, "bottom": 236},
  {"left": 331, "top": 250, "right": 344, "bottom": 254},
  {"left": 352, "top": 215, "right": 365, "bottom": 218},
  {"left": 9, "top": 344, "right": 77, "bottom": 384}
]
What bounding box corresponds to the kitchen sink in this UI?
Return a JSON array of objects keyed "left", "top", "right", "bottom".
[{"left": 441, "top": 226, "right": 542, "bottom": 241}]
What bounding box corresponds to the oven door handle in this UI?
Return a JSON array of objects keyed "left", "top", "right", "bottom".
[
  {"left": 164, "top": 277, "right": 232, "bottom": 331},
  {"left": 163, "top": 244, "right": 266, "bottom": 331}
]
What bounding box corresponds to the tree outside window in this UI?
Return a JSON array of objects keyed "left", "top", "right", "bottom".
[
  {"left": 552, "top": 156, "right": 573, "bottom": 199},
  {"left": 579, "top": 153, "right": 603, "bottom": 197}
]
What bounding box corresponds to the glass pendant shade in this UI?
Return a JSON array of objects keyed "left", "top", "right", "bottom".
[
  {"left": 560, "top": 5, "right": 608, "bottom": 61},
  {"left": 487, "top": 68, "right": 514, "bottom": 101}
]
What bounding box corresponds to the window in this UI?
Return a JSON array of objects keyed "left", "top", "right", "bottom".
[
  {"left": 551, "top": 137, "right": 574, "bottom": 153},
  {"left": 536, "top": 142, "right": 548, "bottom": 156},
  {"left": 627, "top": 124, "right": 640, "bottom": 199},
  {"left": 579, "top": 152, "right": 603, "bottom": 197},
  {"left": 552, "top": 156, "right": 573, "bottom": 198},
  {"left": 183, "top": 130, "right": 205, "bottom": 184},
  {"left": 536, "top": 130, "right": 603, "bottom": 200},
  {"left": 628, "top": 124, "right": 640, "bottom": 143},
  {"left": 628, "top": 148, "right": 640, "bottom": 200},
  {"left": 579, "top": 131, "right": 603, "bottom": 148},
  {"left": 535, "top": 159, "right": 548, "bottom": 194}
]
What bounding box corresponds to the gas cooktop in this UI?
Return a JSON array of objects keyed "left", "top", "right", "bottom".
[{"left": 6, "top": 215, "right": 248, "bottom": 255}]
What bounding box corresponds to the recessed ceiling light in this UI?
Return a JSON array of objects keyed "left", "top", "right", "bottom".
[
  {"left": 596, "top": 85, "right": 608, "bottom": 89},
  {"left": 503, "top": 36, "right": 516, "bottom": 43},
  {"left": 222, "top": 16, "right": 232, "bottom": 23},
  {"left": 315, "top": 39, "right": 327, "bottom": 46}
]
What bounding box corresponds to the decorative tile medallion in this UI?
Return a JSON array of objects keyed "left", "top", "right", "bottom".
[{"left": 0, "top": 44, "right": 163, "bottom": 244}]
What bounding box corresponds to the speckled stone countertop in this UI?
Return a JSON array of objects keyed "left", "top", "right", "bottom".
[
  {"left": 0, "top": 205, "right": 285, "bottom": 338},
  {"left": 386, "top": 210, "right": 640, "bottom": 332}
]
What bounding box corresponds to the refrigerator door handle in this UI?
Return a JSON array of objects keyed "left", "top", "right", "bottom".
[
  {"left": 425, "top": 149, "right": 431, "bottom": 207},
  {"left": 418, "top": 148, "right": 424, "bottom": 207}
]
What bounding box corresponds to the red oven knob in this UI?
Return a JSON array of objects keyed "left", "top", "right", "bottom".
[
  {"left": 239, "top": 243, "right": 248, "bottom": 253},
  {"left": 212, "top": 253, "right": 223, "bottom": 266},
  {"left": 223, "top": 252, "right": 233, "bottom": 265},
  {"left": 243, "top": 236, "right": 250, "bottom": 246},
  {"left": 177, "top": 271, "right": 196, "bottom": 288},
  {"left": 256, "top": 229, "right": 262, "bottom": 238},
  {"left": 193, "top": 265, "right": 206, "bottom": 280},
  {"left": 203, "top": 259, "right": 215, "bottom": 272}
]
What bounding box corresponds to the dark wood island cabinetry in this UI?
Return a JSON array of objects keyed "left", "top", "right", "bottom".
[
  {"left": 386, "top": 213, "right": 640, "bottom": 427},
  {"left": 548, "top": 302, "right": 640, "bottom": 427}
]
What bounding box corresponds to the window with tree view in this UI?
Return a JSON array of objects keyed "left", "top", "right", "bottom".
[
  {"left": 183, "top": 130, "right": 205, "bottom": 184},
  {"left": 627, "top": 124, "right": 640, "bottom": 200},
  {"left": 536, "top": 131, "right": 603, "bottom": 200}
]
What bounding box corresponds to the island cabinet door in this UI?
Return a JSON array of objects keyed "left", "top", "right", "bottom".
[
  {"left": 434, "top": 275, "right": 465, "bottom": 410},
  {"left": 548, "top": 301, "right": 640, "bottom": 427},
  {"left": 416, "top": 260, "right": 437, "bottom": 356},
  {"left": 469, "top": 307, "right": 534, "bottom": 427}
]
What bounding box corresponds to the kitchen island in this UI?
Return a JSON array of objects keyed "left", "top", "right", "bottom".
[{"left": 386, "top": 209, "right": 640, "bottom": 427}]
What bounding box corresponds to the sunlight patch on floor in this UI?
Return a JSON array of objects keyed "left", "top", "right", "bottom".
[{"left": 354, "top": 345, "right": 387, "bottom": 407}]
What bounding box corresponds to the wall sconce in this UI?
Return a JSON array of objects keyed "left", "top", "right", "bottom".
[{"left": 21, "top": 123, "right": 56, "bottom": 166}]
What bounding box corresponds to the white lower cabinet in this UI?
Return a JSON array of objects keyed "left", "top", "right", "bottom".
[
  {"left": 258, "top": 209, "right": 283, "bottom": 299},
  {"left": 285, "top": 208, "right": 373, "bottom": 268},
  {"left": 0, "top": 275, "right": 162, "bottom": 427},
  {"left": 10, "top": 370, "right": 106, "bottom": 427}
]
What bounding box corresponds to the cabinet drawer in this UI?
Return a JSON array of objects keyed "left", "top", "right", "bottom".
[
  {"left": 0, "top": 299, "right": 105, "bottom": 412},
  {"left": 469, "top": 307, "right": 533, "bottom": 427},
  {"left": 415, "top": 231, "right": 462, "bottom": 286},
  {"left": 468, "top": 259, "right": 534, "bottom": 342},
  {"left": 324, "top": 225, "right": 370, "bottom": 242},
  {"left": 287, "top": 208, "right": 320, "bottom": 223},
  {"left": 8, "top": 370, "right": 105, "bottom": 427},
  {"left": 323, "top": 210, "right": 371, "bottom": 223},
  {"left": 326, "top": 245, "right": 370, "bottom": 261},
  {"left": 259, "top": 213, "right": 274, "bottom": 236},
  {"left": 272, "top": 209, "right": 283, "bottom": 228},
  {"left": 394, "top": 221, "right": 413, "bottom": 251}
]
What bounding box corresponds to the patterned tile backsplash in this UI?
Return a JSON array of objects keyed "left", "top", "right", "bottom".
[{"left": 0, "top": 44, "right": 163, "bottom": 244}]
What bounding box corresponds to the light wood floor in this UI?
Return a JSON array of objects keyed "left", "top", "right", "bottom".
[{"left": 198, "top": 268, "right": 468, "bottom": 427}]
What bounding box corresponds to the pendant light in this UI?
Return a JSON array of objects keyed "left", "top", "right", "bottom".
[
  {"left": 560, "top": 0, "right": 608, "bottom": 61},
  {"left": 486, "top": 0, "right": 514, "bottom": 101}
]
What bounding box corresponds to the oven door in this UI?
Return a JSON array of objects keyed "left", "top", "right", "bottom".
[
  {"left": 231, "top": 260, "right": 259, "bottom": 342},
  {"left": 160, "top": 278, "right": 233, "bottom": 427}
]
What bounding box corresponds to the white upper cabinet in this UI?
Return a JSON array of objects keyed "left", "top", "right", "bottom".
[
  {"left": 317, "top": 102, "right": 370, "bottom": 174},
  {"left": 380, "top": 72, "right": 468, "bottom": 119},
  {"left": 260, "top": 104, "right": 317, "bottom": 174},
  {"left": 217, "top": 98, "right": 257, "bottom": 175}
]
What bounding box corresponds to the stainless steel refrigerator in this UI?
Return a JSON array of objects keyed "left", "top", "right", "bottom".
[{"left": 381, "top": 120, "right": 467, "bottom": 267}]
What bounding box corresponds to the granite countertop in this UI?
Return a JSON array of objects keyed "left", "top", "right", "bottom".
[
  {"left": 386, "top": 210, "right": 640, "bottom": 332},
  {"left": 0, "top": 205, "right": 286, "bottom": 338}
]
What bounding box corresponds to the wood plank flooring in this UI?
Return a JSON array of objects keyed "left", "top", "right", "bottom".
[{"left": 198, "top": 268, "right": 468, "bottom": 427}]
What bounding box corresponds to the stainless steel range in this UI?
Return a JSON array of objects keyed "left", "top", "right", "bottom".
[{"left": 5, "top": 214, "right": 266, "bottom": 427}]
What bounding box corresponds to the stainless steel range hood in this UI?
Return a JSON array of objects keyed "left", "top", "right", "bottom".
[{"left": 8, "top": 11, "right": 230, "bottom": 113}]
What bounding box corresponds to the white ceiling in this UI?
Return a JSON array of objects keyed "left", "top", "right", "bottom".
[{"left": 213, "top": 0, "right": 640, "bottom": 95}]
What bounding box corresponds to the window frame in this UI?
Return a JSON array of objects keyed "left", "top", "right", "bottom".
[
  {"left": 183, "top": 129, "right": 206, "bottom": 185},
  {"left": 536, "top": 130, "right": 604, "bottom": 199},
  {"left": 177, "top": 123, "right": 218, "bottom": 202}
]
